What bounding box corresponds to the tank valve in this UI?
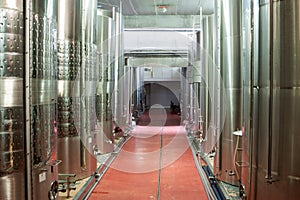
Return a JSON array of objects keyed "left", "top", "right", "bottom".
[
  {"left": 48, "top": 181, "right": 59, "bottom": 200},
  {"left": 239, "top": 184, "right": 246, "bottom": 199}
]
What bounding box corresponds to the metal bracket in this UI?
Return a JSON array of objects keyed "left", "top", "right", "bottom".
[
  {"left": 46, "top": 160, "right": 62, "bottom": 173},
  {"left": 58, "top": 174, "right": 77, "bottom": 198}
]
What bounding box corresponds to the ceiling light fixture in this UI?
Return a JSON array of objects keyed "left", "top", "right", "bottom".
[{"left": 157, "top": 5, "right": 168, "bottom": 13}]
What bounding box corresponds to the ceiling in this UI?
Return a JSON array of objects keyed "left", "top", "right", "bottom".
[{"left": 98, "top": 0, "right": 214, "bottom": 15}]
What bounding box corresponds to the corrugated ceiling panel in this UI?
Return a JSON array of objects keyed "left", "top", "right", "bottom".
[{"left": 98, "top": 0, "right": 213, "bottom": 15}]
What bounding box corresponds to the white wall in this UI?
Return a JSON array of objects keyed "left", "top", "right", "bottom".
[{"left": 124, "top": 31, "right": 192, "bottom": 51}]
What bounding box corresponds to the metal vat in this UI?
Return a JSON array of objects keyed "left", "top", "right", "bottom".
[
  {"left": 96, "top": 7, "right": 115, "bottom": 153},
  {"left": 0, "top": 1, "right": 25, "bottom": 199},
  {"left": 57, "top": 0, "right": 97, "bottom": 180},
  {"left": 214, "top": 0, "right": 242, "bottom": 186}
]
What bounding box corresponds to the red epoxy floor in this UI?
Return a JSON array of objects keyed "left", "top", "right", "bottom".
[{"left": 89, "top": 110, "right": 208, "bottom": 200}]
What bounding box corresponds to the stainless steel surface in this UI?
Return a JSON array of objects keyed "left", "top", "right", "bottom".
[
  {"left": 193, "top": 82, "right": 201, "bottom": 133},
  {"left": 113, "top": 10, "right": 127, "bottom": 130},
  {"left": 96, "top": 7, "right": 115, "bottom": 154},
  {"left": 186, "top": 32, "right": 199, "bottom": 132},
  {"left": 57, "top": 135, "right": 98, "bottom": 180},
  {"left": 200, "top": 15, "right": 215, "bottom": 154},
  {"left": 214, "top": 0, "right": 242, "bottom": 186},
  {"left": 0, "top": 173, "right": 25, "bottom": 199},
  {"left": 57, "top": 0, "right": 98, "bottom": 181},
  {"left": 57, "top": 136, "right": 80, "bottom": 176},
  {"left": 29, "top": 0, "right": 58, "bottom": 199},
  {"left": 57, "top": 0, "right": 82, "bottom": 138},
  {"left": 24, "top": 2, "right": 32, "bottom": 199},
  {"left": 240, "top": 0, "right": 300, "bottom": 199},
  {"left": 192, "top": 31, "right": 202, "bottom": 83},
  {"left": 81, "top": 0, "right": 97, "bottom": 177},
  {"left": 0, "top": 1, "right": 25, "bottom": 199},
  {"left": 130, "top": 66, "right": 144, "bottom": 116},
  {"left": 0, "top": 0, "right": 23, "bottom": 11},
  {"left": 180, "top": 67, "right": 188, "bottom": 123},
  {"left": 186, "top": 15, "right": 216, "bottom": 149},
  {"left": 124, "top": 65, "right": 132, "bottom": 127},
  {"left": 240, "top": 0, "right": 253, "bottom": 198}
]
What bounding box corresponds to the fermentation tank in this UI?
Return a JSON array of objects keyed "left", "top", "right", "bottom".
[
  {"left": 96, "top": 7, "right": 115, "bottom": 153},
  {"left": 113, "top": 7, "right": 127, "bottom": 131},
  {"left": 186, "top": 12, "right": 217, "bottom": 156},
  {"left": 80, "top": 0, "right": 97, "bottom": 178},
  {"left": 180, "top": 67, "right": 189, "bottom": 124},
  {"left": 57, "top": 0, "right": 97, "bottom": 180},
  {"left": 240, "top": 0, "right": 254, "bottom": 198},
  {"left": 187, "top": 19, "right": 215, "bottom": 142},
  {"left": 124, "top": 58, "right": 144, "bottom": 118},
  {"left": 186, "top": 33, "right": 198, "bottom": 133},
  {"left": 30, "top": 0, "right": 59, "bottom": 199},
  {"left": 214, "top": 0, "right": 242, "bottom": 186},
  {"left": 199, "top": 15, "right": 215, "bottom": 154},
  {"left": 123, "top": 58, "right": 133, "bottom": 128},
  {"left": 0, "top": 1, "right": 25, "bottom": 199},
  {"left": 241, "top": 0, "right": 300, "bottom": 199},
  {"left": 1, "top": 0, "right": 59, "bottom": 199},
  {"left": 191, "top": 31, "right": 202, "bottom": 137},
  {"left": 131, "top": 66, "right": 144, "bottom": 116}
]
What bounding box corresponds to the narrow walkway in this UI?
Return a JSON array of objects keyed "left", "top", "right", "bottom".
[{"left": 89, "top": 109, "right": 208, "bottom": 200}]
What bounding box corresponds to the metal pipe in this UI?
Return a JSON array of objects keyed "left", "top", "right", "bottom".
[
  {"left": 216, "top": 0, "right": 242, "bottom": 185},
  {"left": 267, "top": 0, "right": 273, "bottom": 181},
  {"left": 24, "top": 1, "right": 32, "bottom": 199},
  {"left": 57, "top": 0, "right": 83, "bottom": 179},
  {"left": 248, "top": 0, "right": 258, "bottom": 196}
]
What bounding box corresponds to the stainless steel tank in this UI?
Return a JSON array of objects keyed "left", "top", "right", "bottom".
[
  {"left": 1, "top": 0, "right": 59, "bottom": 199},
  {"left": 80, "top": 0, "right": 97, "bottom": 178},
  {"left": 180, "top": 67, "right": 189, "bottom": 124},
  {"left": 214, "top": 0, "right": 242, "bottom": 186},
  {"left": 57, "top": 0, "right": 97, "bottom": 180},
  {"left": 241, "top": 0, "right": 300, "bottom": 199},
  {"left": 122, "top": 60, "right": 130, "bottom": 128},
  {"left": 113, "top": 8, "right": 127, "bottom": 131},
  {"left": 191, "top": 31, "right": 202, "bottom": 137},
  {"left": 186, "top": 34, "right": 197, "bottom": 132},
  {"left": 0, "top": 1, "right": 25, "bottom": 199},
  {"left": 125, "top": 57, "right": 145, "bottom": 119},
  {"left": 240, "top": 0, "right": 255, "bottom": 198},
  {"left": 200, "top": 15, "right": 216, "bottom": 154},
  {"left": 124, "top": 59, "right": 133, "bottom": 128},
  {"left": 187, "top": 19, "right": 215, "bottom": 145},
  {"left": 96, "top": 7, "right": 115, "bottom": 153},
  {"left": 30, "top": 0, "right": 59, "bottom": 199},
  {"left": 132, "top": 66, "right": 144, "bottom": 115},
  {"left": 57, "top": 0, "right": 82, "bottom": 178}
]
